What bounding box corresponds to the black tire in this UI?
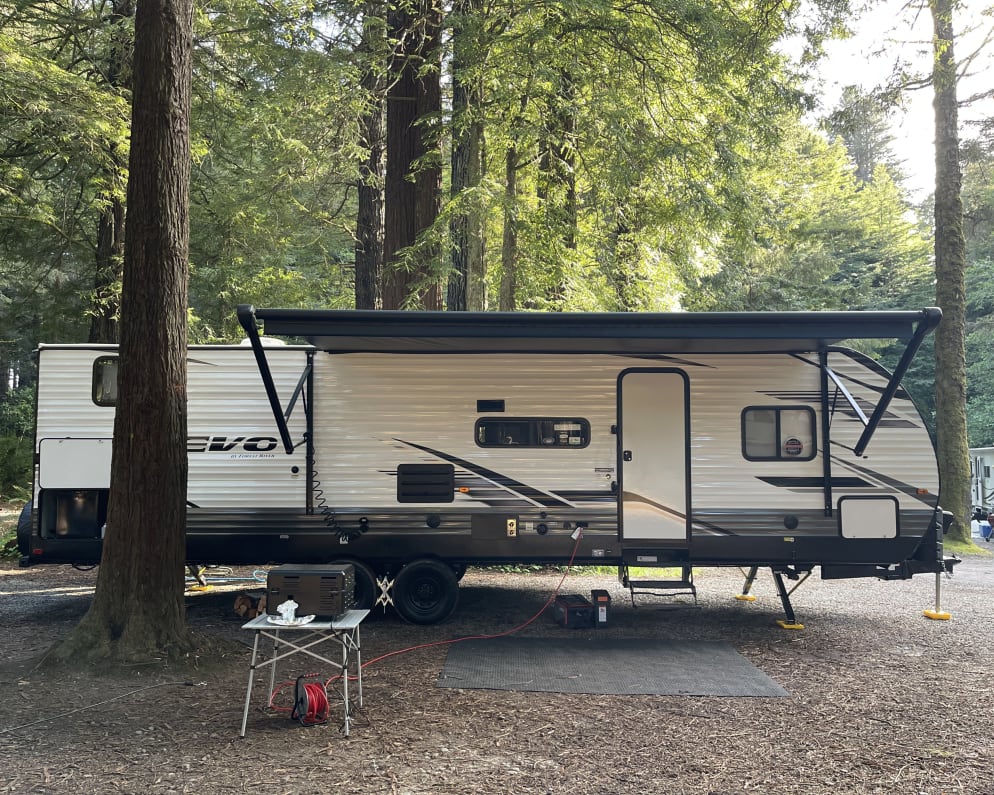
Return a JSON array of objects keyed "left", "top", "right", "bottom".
[
  {"left": 393, "top": 557, "right": 459, "bottom": 624},
  {"left": 16, "top": 502, "right": 32, "bottom": 557},
  {"left": 330, "top": 558, "right": 377, "bottom": 611},
  {"left": 451, "top": 563, "right": 468, "bottom": 581}
]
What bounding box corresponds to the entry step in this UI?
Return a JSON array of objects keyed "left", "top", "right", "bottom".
[
  {"left": 626, "top": 579, "right": 694, "bottom": 590},
  {"left": 620, "top": 564, "right": 698, "bottom": 607}
]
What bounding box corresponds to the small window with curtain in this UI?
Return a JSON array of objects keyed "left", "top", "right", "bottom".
[
  {"left": 742, "top": 406, "right": 816, "bottom": 461},
  {"left": 92, "top": 356, "right": 119, "bottom": 407}
]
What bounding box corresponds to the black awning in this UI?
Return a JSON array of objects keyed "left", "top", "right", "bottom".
[
  {"left": 234, "top": 306, "right": 942, "bottom": 455},
  {"left": 237, "top": 306, "right": 941, "bottom": 355}
]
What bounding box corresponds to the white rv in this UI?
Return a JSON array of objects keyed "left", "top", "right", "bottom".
[
  {"left": 20, "top": 307, "right": 954, "bottom": 624},
  {"left": 970, "top": 447, "right": 994, "bottom": 512}
]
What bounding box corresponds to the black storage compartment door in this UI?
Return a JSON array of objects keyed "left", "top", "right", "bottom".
[{"left": 397, "top": 463, "right": 455, "bottom": 503}]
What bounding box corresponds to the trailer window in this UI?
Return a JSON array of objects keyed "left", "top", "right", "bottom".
[
  {"left": 475, "top": 418, "right": 590, "bottom": 448},
  {"left": 742, "top": 407, "right": 816, "bottom": 461},
  {"left": 92, "top": 356, "right": 119, "bottom": 406}
]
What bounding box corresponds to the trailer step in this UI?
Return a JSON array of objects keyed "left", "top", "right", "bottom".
[{"left": 620, "top": 564, "right": 697, "bottom": 607}]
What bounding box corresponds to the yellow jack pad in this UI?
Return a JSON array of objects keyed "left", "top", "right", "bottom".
[
  {"left": 776, "top": 619, "right": 805, "bottom": 630},
  {"left": 923, "top": 609, "right": 951, "bottom": 621},
  {"left": 735, "top": 594, "right": 757, "bottom": 602}
]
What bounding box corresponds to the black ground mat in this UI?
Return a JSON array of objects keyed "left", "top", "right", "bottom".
[{"left": 437, "top": 636, "right": 788, "bottom": 697}]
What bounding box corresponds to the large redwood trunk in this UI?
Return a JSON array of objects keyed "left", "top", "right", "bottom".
[
  {"left": 354, "top": 2, "right": 385, "bottom": 310},
  {"left": 383, "top": 0, "right": 442, "bottom": 310},
  {"left": 930, "top": 0, "right": 971, "bottom": 543},
  {"left": 54, "top": 0, "right": 195, "bottom": 663}
]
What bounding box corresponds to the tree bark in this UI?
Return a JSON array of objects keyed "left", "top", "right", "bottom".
[
  {"left": 383, "top": 0, "right": 442, "bottom": 310},
  {"left": 88, "top": 0, "right": 134, "bottom": 343},
  {"left": 90, "top": 195, "right": 125, "bottom": 342},
  {"left": 413, "top": 0, "right": 442, "bottom": 311},
  {"left": 537, "top": 68, "right": 577, "bottom": 310},
  {"left": 54, "top": 0, "right": 195, "bottom": 663},
  {"left": 447, "top": 0, "right": 486, "bottom": 312},
  {"left": 930, "top": 0, "right": 971, "bottom": 543},
  {"left": 499, "top": 145, "right": 519, "bottom": 311},
  {"left": 354, "top": 4, "right": 385, "bottom": 310}
]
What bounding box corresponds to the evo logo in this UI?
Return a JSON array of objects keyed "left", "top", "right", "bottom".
[{"left": 187, "top": 436, "right": 279, "bottom": 453}]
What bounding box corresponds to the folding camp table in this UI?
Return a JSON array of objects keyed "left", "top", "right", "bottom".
[{"left": 240, "top": 609, "right": 369, "bottom": 737}]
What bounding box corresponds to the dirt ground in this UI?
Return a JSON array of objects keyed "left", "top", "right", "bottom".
[{"left": 1, "top": 550, "right": 993, "bottom": 795}]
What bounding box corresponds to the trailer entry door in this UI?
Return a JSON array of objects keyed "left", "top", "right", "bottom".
[{"left": 619, "top": 370, "right": 690, "bottom": 542}]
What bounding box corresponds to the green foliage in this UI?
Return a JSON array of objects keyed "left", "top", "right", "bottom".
[
  {"left": 1, "top": 501, "right": 24, "bottom": 560},
  {"left": 0, "top": 386, "right": 35, "bottom": 500},
  {"left": 0, "top": 0, "right": 979, "bottom": 387},
  {"left": 1, "top": 0, "right": 364, "bottom": 351},
  {"left": 823, "top": 85, "right": 903, "bottom": 184},
  {"left": 1, "top": 14, "right": 133, "bottom": 365},
  {"left": 465, "top": 0, "right": 813, "bottom": 310},
  {"left": 684, "top": 122, "right": 931, "bottom": 312},
  {"left": 187, "top": 0, "right": 368, "bottom": 338}
]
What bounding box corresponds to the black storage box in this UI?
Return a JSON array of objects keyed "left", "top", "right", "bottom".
[
  {"left": 591, "top": 589, "right": 611, "bottom": 627},
  {"left": 266, "top": 564, "right": 356, "bottom": 620},
  {"left": 552, "top": 594, "right": 595, "bottom": 628}
]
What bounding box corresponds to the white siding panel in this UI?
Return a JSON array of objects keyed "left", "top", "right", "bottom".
[
  {"left": 35, "top": 345, "right": 309, "bottom": 509},
  {"left": 312, "top": 350, "right": 937, "bottom": 516},
  {"left": 186, "top": 350, "right": 308, "bottom": 508},
  {"left": 313, "top": 353, "right": 619, "bottom": 507}
]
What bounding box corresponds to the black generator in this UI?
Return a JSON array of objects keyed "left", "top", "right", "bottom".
[
  {"left": 552, "top": 594, "right": 595, "bottom": 628},
  {"left": 266, "top": 564, "right": 357, "bottom": 620}
]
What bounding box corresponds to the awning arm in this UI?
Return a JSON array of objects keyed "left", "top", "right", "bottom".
[
  {"left": 854, "top": 307, "right": 941, "bottom": 456},
  {"left": 237, "top": 304, "right": 295, "bottom": 454},
  {"left": 825, "top": 366, "right": 869, "bottom": 425}
]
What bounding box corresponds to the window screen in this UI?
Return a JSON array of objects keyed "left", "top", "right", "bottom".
[
  {"left": 475, "top": 418, "right": 590, "bottom": 448},
  {"left": 92, "top": 356, "right": 119, "bottom": 407},
  {"left": 742, "top": 406, "right": 816, "bottom": 461}
]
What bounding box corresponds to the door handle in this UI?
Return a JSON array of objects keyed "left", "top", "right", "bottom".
[{"left": 623, "top": 450, "right": 633, "bottom": 462}]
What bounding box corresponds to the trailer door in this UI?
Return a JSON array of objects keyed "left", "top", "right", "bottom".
[{"left": 619, "top": 369, "right": 690, "bottom": 542}]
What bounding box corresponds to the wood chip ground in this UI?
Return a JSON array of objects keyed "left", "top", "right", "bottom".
[{"left": 1, "top": 553, "right": 992, "bottom": 794}]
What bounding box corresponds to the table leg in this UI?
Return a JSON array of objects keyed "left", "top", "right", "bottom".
[
  {"left": 341, "top": 629, "right": 350, "bottom": 736},
  {"left": 240, "top": 630, "right": 262, "bottom": 738},
  {"left": 267, "top": 628, "right": 280, "bottom": 700},
  {"left": 354, "top": 627, "right": 363, "bottom": 708}
]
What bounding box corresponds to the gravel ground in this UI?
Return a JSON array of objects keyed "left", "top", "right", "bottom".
[{"left": 0, "top": 551, "right": 993, "bottom": 795}]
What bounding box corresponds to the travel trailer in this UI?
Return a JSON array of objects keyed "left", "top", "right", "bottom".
[
  {"left": 971, "top": 447, "right": 994, "bottom": 513},
  {"left": 19, "top": 306, "right": 954, "bottom": 624}
]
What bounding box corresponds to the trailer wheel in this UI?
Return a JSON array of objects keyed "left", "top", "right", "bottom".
[
  {"left": 16, "top": 502, "right": 32, "bottom": 557},
  {"left": 393, "top": 558, "right": 459, "bottom": 624},
  {"left": 330, "top": 558, "right": 377, "bottom": 611}
]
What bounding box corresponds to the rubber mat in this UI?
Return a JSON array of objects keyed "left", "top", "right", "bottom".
[{"left": 437, "top": 637, "right": 788, "bottom": 697}]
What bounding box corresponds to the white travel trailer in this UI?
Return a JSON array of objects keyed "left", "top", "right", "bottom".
[
  {"left": 20, "top": 307, "right": 954, "bottom": 624},
  {"left": 971, "top": 447, "right": 994, "bottom": 512}
]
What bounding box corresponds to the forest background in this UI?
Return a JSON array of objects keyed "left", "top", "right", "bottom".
[{"left": 1, "top": 0, "right": 993, "bottom": 502}]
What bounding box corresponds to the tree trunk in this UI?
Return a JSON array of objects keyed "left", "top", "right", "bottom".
[
  {"left": 354, "top": 4, "right": 385, "bottom": 310},
  {"left": 447, "top": 0, "right": 486, "bottom": 312},
  {"left": 383, "top": 0, "right": 443, "bottom": 310},
  {"left": 537, "top": 68, "right": 577, "bottom": 310},
  {"left": 930, "top": 0, "right": 971, "bottom": 544},
  {"left": 90, "top": 196, "right": 125, "bottom": 342},
  {"left": 499, "top": 145, "right": 519, "bottom": 311},
  {"left": 88, "top": 0, "right": 134, "bottom": 343},
  {"left": 54, "top": 0, "right": 195, "bottom": 664}
]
